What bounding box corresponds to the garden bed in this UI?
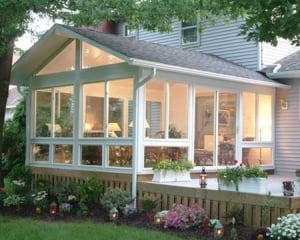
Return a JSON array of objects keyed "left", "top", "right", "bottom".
[{"left": 1, "top": 207, "right": 267, "bottom": 240}]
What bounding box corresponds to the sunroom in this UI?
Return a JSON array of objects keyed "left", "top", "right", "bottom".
[{"left": 11, "top": 24, "right": 289, "bottom": 181}]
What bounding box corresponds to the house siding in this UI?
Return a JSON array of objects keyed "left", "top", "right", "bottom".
[
  {"left": 137, "top": 19, "right": 259, "bottom": 71},
  {"left": 262, "top": 40, "right": 300, "bottom": 68},
  {"left": 275, "top": 79, "right": 300, "bottom": 175}
]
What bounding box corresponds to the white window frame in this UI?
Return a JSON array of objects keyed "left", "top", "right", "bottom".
[{"left": 180, "top": 20, "right": 200, "bottom": 47}]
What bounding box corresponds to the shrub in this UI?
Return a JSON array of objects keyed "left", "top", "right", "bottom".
[
  {"left": 77, "top": 177, "right": 103, "bottom": 205},
  {"left": 267, "top": 213, "right": 300, "bottom": 239},
  {"left": 163, "top": 204, "right": 209, "bottom": 231},
  {"left": 141, "top": 194, "right": 158, "bottom": 212},
  {"left": 101, "top": 188, "right": 133, "bottom": 211}
]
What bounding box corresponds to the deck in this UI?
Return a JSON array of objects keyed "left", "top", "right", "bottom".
[{"left": 137, "top": 175, "right": 300, "bottom": 228}]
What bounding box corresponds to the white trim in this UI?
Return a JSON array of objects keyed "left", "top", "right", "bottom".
[
  {"left": 130, "top": 58, "right": 290, "bottom": 89},
  {"left": 267, "top": 70, "right": 300, "bottom": 79}
]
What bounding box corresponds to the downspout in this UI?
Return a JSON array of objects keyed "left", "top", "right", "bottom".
[{"left": 132, "top": 67, "right": 156, "bottom": 206}]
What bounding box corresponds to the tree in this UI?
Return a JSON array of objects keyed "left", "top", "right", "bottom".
[{"left": 1, "top": 0, "right": 299, "bottom": 186}]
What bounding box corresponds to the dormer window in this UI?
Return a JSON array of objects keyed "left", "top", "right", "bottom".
[
  {"left": 124, "top": 24, "right": 137, "bottom": 39},
  {"left": 181, "top": 20, "right": 199, "bottom": 46}
]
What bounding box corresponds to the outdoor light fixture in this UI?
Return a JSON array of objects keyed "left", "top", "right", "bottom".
[
  {"left": 154, "top": 211, "right": 164, "bottom": 224},
  {"left": 283, "top": 181, "right": 294, "bottom": 196},
  {"left": 49, "top": 201, "right": 57, "bottom": 215},
  {"left": 214, "top": 220, "right": 224, "bottom": 239},
  {"left": 109, "top": 207, "right": 118, "bottom": 221},
  {"left": 200, "top": 167, "right": 207, "bottom": 188}
]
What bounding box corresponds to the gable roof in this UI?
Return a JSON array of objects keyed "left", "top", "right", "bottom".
[
  {"left": 266, "top": 50, "right": 300, "bottom": 79},
  {"left": 11, "top": 24, "right": 289, "bottom": 88}
]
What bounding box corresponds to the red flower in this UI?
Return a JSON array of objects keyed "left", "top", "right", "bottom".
[{"left": 1, "top": 188, "right": 7, "bottom": 193}]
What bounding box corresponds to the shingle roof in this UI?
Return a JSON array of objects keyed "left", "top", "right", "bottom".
[
  {"left": 275, "top": 50, "right": 300, "bottom": 72},
  {"left": 62, "top": 24, "right": 274, "bottom": 83}
]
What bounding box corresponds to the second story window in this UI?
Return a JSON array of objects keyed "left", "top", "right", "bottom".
[
  {"left": 124, "top": 24, "right": 137, "bottom": 39},
  {"left": 181, "top": 20, "right": 199, "bottom": 46}
]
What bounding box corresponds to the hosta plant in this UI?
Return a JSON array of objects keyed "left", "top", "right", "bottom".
[{"left": 267, "top": 213, "right": 300, "bottom": 240}]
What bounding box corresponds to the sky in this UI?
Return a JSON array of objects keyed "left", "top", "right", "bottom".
[{"left": 15, "top": 15, "right": 58, "bottom": 51}]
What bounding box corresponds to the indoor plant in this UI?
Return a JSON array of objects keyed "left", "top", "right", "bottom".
[{"left": 152, "top": 159, "right": 194, "bottom": 182}]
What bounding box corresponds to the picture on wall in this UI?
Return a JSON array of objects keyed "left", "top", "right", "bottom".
[{"left": 218, "top": 109, "right": 230, "bottom": 126}]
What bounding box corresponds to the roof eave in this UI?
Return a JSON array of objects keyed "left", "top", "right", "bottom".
[
  {"left": 130, "top": 58, "right": 290, "bottom": 89},
  {"left": 267, "top": 70, "right": 300, "bottom": 80}
]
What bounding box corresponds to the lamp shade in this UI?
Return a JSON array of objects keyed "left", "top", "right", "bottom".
[{"left": 108, "top": 122, "right": 121, "bottom": 131}]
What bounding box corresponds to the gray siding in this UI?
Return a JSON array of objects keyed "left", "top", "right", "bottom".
[
  {"left": 275, "top": 79, "right": 300, "bottom": 175},
  {"left": 137, "top": 19, "right": 259, "bottom": 71},
  {"left": 262, "top": 40, "right": 300, "bottom": 67}
]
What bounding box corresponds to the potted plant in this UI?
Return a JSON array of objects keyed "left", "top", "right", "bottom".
[
  {"left": 152, "top": 159, "right": 194, "bottom": 182},
  {"left": 217, "top": 165, "right": 268, "bottom": 193},
  {"left": 217, "top": 166, "right": 243, "bottom": 191}
]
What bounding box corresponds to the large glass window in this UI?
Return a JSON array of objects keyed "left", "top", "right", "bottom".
[
  {"left": 242, "top": 92, "right": 272, "bottom": 166},
  {"left": 81, "top": 42, "right": 124, "bottom": 69},
  {"left": 35, "top": 86, "right": 74, "bottom": 138},
  {"left": 145, "top": 79, "right": 188, "bottom": 139},
  {"left": 194, "top": 89, "right": 237, "bottom": 167},
  {"left": 37, "top": 41, "right": 75, "bottom": 75},
  {"left": 82, "top": 79, "right": 133, "bottom": 138}
]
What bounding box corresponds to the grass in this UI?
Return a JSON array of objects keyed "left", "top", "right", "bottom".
[{"left": 0, "top": 215, "right": 186, "bottom": 240}]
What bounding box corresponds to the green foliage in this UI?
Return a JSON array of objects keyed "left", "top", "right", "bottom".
[
  {"left": 77, "top": 177, "right": 103, "bottom": 205},
  {"left": 153, "top": 159, "right": 194, "bottom": 172},
  {"left": 217, "top": 165, "right": 267, "bottom": 190},
  {"left": 224, "top": 204, "right": 244, "bottom": 226},
  {"left": 0, "top": 215, "right": 184, "bottom": 240},
  {"left": 141, "top": 194, "right": 158, "bottom": 212},
  {"left": 2, "top": 92, "right": 27, "bottom": 176},
  {"left": 101, "top": 187, "right": 133, "bottom": 211},
  {"left": 168, "top": 124, "right": 182, "bottom": 138},
  {"left": 242, "top": 165, "right": 268, "bottom": 178}
]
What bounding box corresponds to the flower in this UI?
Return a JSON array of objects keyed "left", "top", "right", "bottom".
[
  {"left": 59, "top": 202, "right": 72, "bottom": 212},
  {"left": 32, "top": 190, "right": 48, "bottom": 210},
  {"left": 267, "top": 213, "right": 300, "bottom": 239}
]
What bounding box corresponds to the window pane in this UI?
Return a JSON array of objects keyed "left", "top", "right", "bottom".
[
  {"left": 242, "top": 147, "right": 272, "bottom": 166},
  {"left": 32, "top": 144, "right": 49, "bottom": 162},
  {"left": 258, "top": 95, "right": 272, "bottom": 141},
  {"left": 54, "top": 86, "right": 74, "bottom": 137},
  {"left": 82, "top": 42, "right": 124, "bottom": 69},
  {"left": 35, "top": 89, "right": 52, "bottom": 137},
  {"left": 81, "top": 145, "right": 102, "bottom": 165},
  {"left": 54, "top": 144, "right": 73, "bottom": 164},
  {"left": 169, "top": 82, "right": 188, "bottom": 139},
  {"left": 37, "top": 41, "right": 75, "bottom": 75},
  {"left": 182, "top": 28, "right": 197, "bottom": 44},
  {"left": 109, "top": 79, "right": 133, "bottom": 138},
  {"left": 109, "top": 145, "right": 132, "bottom": 167},
  {"left": 144, "top": 146, "right": 188, "bottom": 168},
  {"left": 242, "top": 92, "right": 256, "bottom": 141},
  {"left": 83, "top": 82, "right": 105, "bottom": 138},
  {"left": 145, "top": 79, "right": 166, "bottom": 138},
  {"left": 218, "top": 93, "right": 236, "bottom": 165},
  {"left": 194, "top": 89, "right": 215, "bottom": 166}
]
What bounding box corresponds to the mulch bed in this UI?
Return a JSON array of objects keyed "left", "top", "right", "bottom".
[{"left": 1, "top": 207, "right": 270, "bottom": 240}]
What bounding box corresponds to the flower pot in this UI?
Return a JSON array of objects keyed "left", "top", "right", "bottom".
[
  {"left": 152, "top": 170, "right": 191, "bottom": 182},
  {"left": 218, "top": 183, "right": 238, "bottom": 192},
  {"left": 239, "top": 177, "right": 268, "bottom": 194}
]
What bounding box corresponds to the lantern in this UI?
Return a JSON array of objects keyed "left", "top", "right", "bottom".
[
  {"left": 109, "top": 207, "right": 118, "bottom": 221},
  {"left": 200, "top": 167, "right": 207, "bottom": 188},
  {"left": 154, "top": 211, "right": 164, "bottom": 224},
  {"left": 49, "top": 201, "right": 57, "bottom": 215},
  {"left": 214, "top": 220, "right": 224, "bottom": 239},
  {"left": 283, "top": 181, "right": 294, "bottom": 196}
]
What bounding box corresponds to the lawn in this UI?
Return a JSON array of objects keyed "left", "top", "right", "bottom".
[{"left": 0, "top": 215, "right": 188, "bottom": 240}]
